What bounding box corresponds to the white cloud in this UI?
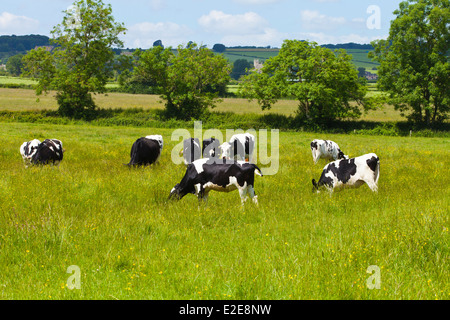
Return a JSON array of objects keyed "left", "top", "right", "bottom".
[
  {"left": 0, "top": 12, "right": 39, "bottom": 34},
  {"left": 221, "top": 28, "right": 288, "bottom": 47},
  {"left": 300, "top": 10, "right": 346, "bottom": 31},
  {"left": 198, "top": 10, "right": 286, "bottom": 47},
  {"left": 198, "top": 10, "right": 269, "bottom": 35},
  {"left": 124, "top": 21, "right": 194, "bottom": 48}
]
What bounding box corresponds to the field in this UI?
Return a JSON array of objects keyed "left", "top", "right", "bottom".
[
  {"left": 0, "top": 119, "right": 449, "bottom": 299},
  {"left": 0, "top": 87, "right": 403, "bottom": 122},
  {"left": 220, "top": 48, "right": 379, "bottom": 70}
]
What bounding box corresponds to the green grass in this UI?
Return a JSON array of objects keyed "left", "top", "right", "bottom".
[{"left": 0, "top": 122, "right": 448, "bottom": 299}]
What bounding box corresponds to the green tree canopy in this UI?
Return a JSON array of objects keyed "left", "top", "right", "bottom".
[
  {"left": 231, "top": 59, "right": 253, "bottom": 80},
  {"left": 370, "top": 0, "right": 449, "bottom": 124},
  {"left": 5, "top": 54, "right": 24, "bottom": 76},
  {"left": 23, "top": 0, "right": 126, "bottom": 119},
  {"left": 239, "top": 40, "right": 374, "bottom": 122},
  {"left": 131, "top": 43, "right": 231, "bottom": 120}
]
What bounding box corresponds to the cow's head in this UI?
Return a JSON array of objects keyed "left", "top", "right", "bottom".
[
  {"left": 169, "top": 183, "right": 185, "bottom": 200},
  {"left": 338, "top": 150, "right": 348, "bottom": 160},
  {"left": 218, "top": 142, "right": 232, "bottom": 160}
]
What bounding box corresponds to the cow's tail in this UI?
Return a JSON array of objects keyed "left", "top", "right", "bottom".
[
  {"left": 373, "top": 157, "right": 380, "bottom": 185},
  {"left": 253, "top": 164, "right": 263, "bottom": 177}
]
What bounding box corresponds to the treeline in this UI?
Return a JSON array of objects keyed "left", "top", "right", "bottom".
[
  {"left": 0, "top": 35, "right": 51, "bottom": 65},
  {"left": 0, "top": 35, "right": 50, "bottom": 52},
  {"left": 321, "top": 43, "right": 374, "bottom": 50}
]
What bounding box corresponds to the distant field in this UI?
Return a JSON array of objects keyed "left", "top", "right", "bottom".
[
  {"left": 218, "top": 48, "right": 379, "bottom": 70},
  {"left": 0, "top": 88, "right": 403, "bottom": 122}
]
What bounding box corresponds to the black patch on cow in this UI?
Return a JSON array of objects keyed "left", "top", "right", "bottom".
[
  {"left": 318, "top": 159, "right": 357, "bottom": 187},
  {"left": 184, "top": 138, "right": 201, "bottom": 164},
  {"left": 31, "top": 139, "right": 64, "bottom": 165},
  {"left": 202, "top": 138, "right": 220, "bottom": 158},
  {"left": 366, "top": 156, "right": 379, "bottom": 172},
  {"left": 127, "top": 137, "right": 161, "bottom": 167}
]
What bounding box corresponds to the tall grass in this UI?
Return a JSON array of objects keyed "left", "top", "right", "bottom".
[{"left": 0, "top": 122, "right": 448, "bottom": 299}]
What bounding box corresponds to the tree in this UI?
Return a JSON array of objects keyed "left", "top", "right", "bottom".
[
  {"left": 22, "top": 0, "right": 126, "bottom": 119},
  {"left": 239, "top": 40, "right": 374, "bottom": 122},
  {"left": 153, "top": 40, "right": 164, "bottom": 48},
  {"left": 212, "top": 43, "right": 226, "bottom": 53},
  {"left": 6, "top": 54, "right": 24, "bottom": 76},
  {"left": 370, "top": 0, "right": 449, "bottom": 124},
  {"left": 131, "top": 43, "right": 231, "bottom": 120},
  {"left": 358, "top": 67, "right": 366, "bottom": 78},
  {"left": 231, "top": 59, "right": 253, "bottom": 80}
]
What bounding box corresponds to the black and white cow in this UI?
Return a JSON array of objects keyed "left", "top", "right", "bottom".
[
  {"left": 310, "top": 139, "right": 348, "bottom": 164},
  {"left": 31, "top": 139, "right": 65, "bottom": 166},
  {"left": 20, "top": 139, "right": 41, "bottom": 167},
  {"left": 169, "top": 158, "right": 263, "bottom": 205},
  {"left": 182, "top": 138, "right": 201, "bottom": 165},
  {"left": 127, "top": 136, "right": 162, "bottom": 167},
  {"left": 219, "top": 133, "right": 255, "bottom": 162},
  {"left": 312, "top": 153, "right": 380, "bottom": 193},
  {"left": 202, "top": 137, "right": 220, "bottom": 159}
]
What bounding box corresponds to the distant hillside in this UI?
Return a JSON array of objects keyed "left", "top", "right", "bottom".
[
  {"left": 0, "top": 35, "right": 50, "bottom": 52},
  {"left": 321, "top": 43, "right": 374, "bottom": 50},
  {"left": 226, "top": 43, "right": 374, "bottom": 50},
  {"left": 0, "top": 35, "right": 50, "bottom": 64},
  {"left": 220, "top": 45, "right": 379, "bottom": 70}
]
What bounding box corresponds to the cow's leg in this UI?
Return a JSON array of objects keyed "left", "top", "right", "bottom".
[
  {"left": 247, "top": 185, "right": 258, "bottom": 205},
  {"left": 312, "top": 150, "right": 319, "bottom": 164},
  {"left": 366, "top": 180, "right": 378, "bottom": 192},
  {"left": 197, "top": 190, "right": 209, "bottom": 210},
  {"left": 238, "top": 186, "right": 249, "bottom": 206}
]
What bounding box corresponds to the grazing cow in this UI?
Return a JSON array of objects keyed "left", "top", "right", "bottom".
[
  {"left": 20, "top": 139, "right": 41, "bottom": 167},
  {"left": 310, "top": 139, "right": 348, "bottom": 164},
  {"left": 127, "top": 137, "right": 161, "bottom": 167},
  {"left": 182, "top": 138, "right": 201, "bottom": 165},
  {"left": 31, "top": 139, "right": 65, "bottom": 166},
  {"left": 219, "top": 133, "right": 255, "bottom": 162},
  {"left": 202, "top": 137, "right": 220, "bottom": 159},
  {"left": 312, "top": 153, "right": 380, "bottom": 193},
  {"left": 169, "top": 158, "right": 263, "bottom": 205}
]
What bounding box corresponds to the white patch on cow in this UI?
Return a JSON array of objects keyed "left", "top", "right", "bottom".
[
  {"left": 20, "top": 139, "right": 41, "bottom": 168},
  {"left": 218, "top": 142, "right": 232, "bottom": 160},
  {"left": 192, "top": 158, "right": 210, "bottom": 174}
]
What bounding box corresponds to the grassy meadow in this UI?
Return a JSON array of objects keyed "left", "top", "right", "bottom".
[{"left": 0, "top": 121, "right": 448, "bottom": 300}]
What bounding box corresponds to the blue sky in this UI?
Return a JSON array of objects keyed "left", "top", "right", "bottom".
[{"left": 0, "top": 0, "right": 403, "bottom": 48}]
